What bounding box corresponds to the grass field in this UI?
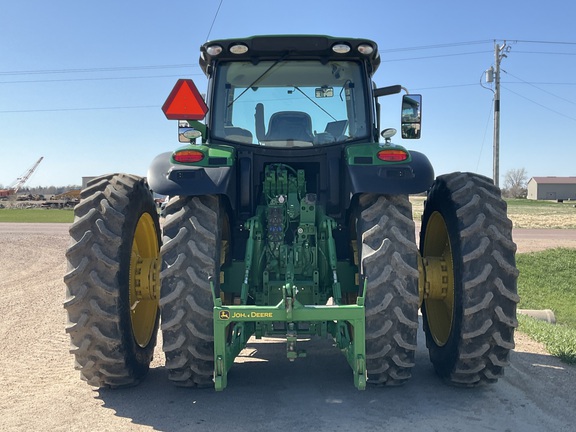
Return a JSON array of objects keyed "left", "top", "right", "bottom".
[
  {"left": 411, "top": 196, "right": 576, "bottom": 229},
  {"left": 0, "top": 208, "right": 74, "bottom": 223},
  {"left": 507, "top": 199, "right": 576, "bottom": 229},
  {"left": 517, "top": 249, "right": 576, "bottom": 364},
  {"left": 517, "top": 249, "right": 576, "bottom": 328}
]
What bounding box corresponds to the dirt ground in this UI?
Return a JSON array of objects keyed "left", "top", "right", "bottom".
[{"left": 1, "top": 223, "right": 575, "bottom": 431}]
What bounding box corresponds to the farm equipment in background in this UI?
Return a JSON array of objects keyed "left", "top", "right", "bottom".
[
  {"left": 0, "top": 157, "right": 43, "bottom": 199},
  {"left": 64, "top": 35, "right": 518, "bottom": 391}
]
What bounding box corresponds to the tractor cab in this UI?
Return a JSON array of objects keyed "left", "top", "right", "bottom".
[{"left": 164, "top": 36, "right": 422, "bottom": 147}]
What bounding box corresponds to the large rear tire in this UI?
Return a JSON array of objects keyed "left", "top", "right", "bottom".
[
  {"left": 420, "top": 172, "right": 519, "bottom": 385},
  {"left": 160, "top": 195, "right": 224, "bottom": 387},
  {"left": 356, "top": 194, "right": 420, "bottom": 386},
  {"left": 64, "top": 174, "right": 161, "bottom": 387}
]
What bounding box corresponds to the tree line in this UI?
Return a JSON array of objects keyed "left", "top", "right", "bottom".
[{"left": 0, "top": 185, "right": 81, "bottom": 196}]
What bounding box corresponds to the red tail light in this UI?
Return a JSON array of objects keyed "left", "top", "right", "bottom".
[
  {"left": 173, "top": 150, "right": 204, "bottom": 163},
  {"left": 377, "top": 149, "right": 409, "bottom": 162}
]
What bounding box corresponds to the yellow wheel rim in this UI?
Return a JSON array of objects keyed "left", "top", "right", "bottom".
[
  {"left": 422, "top": 211, "right": 455, "bottom": 346},
  {"left": 129, "top": 212, "right": 160, "bottom": 347}
]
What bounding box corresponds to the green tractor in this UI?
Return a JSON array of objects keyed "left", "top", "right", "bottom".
[{"left": 64, "top": 35, "right": 519, "bottom": 390}]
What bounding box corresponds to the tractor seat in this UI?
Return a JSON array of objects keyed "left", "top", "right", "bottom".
[{"left": 263, "top": 111, "right": 314, "bottom": 145}]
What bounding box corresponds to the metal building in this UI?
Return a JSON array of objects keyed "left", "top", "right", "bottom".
[
  {"left": 527, "top": 177, "right": 576, "bottom": 201},
  {"left": 82, "top": 176, "right": 97, "bottom": 190}
]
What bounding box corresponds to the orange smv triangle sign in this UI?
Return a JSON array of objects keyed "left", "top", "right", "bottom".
[{"left": 162, "top": 79, "right": 209, "bottom": 120}]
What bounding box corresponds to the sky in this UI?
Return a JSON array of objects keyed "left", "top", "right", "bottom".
[{"left": 1, "top": 0, "right": 575, "bottom": 188}]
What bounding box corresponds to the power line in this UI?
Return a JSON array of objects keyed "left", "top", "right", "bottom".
[
  {"left": 502, "top": 70, "right": 576, "bottom": 106},
  {"left": 381, "top": 50, "right": 491, "bottom": 62},
  {"left": 510, "top": 39, "right": 576, "bottom": 45},
  {"left": 412, "top": 83, "right": 478, "bottom": 90},
  {"left": 0, "top": 64, "right": 197, "bottom": 76},
  {"left": 0, "top": 105, "right": 158, "bottom": 114},
  {"left": 476, "top": 97, "right": 494, "bottom": 172},
  {"left": 502, "top": 81, "right": 576, "bottom": 86},
  {"left": 360, "top": 38, "right": 576, "bottom": 53},
  {"left": 380, "top": 40, "right": 492, "bottom": 52},
  {"left": 206, "top": 0, "right": 224, "bottom": 41},
  {"left": 502, "top": 85, "right": 576, "bottom": 122},
  {"left": 379, "top": 39, "right": 576, "bottom": 62},
  {"left": 514, "top": 50, "right": 576, "bottom": 56},
  {"left": 0, "top": 73, "right": 205, "bottom": 85},
  {"left": 411, "top": 81, "right": 576, "bottom": 91}
]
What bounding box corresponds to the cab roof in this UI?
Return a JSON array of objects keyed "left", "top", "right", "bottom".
[{"left": 199, "top": 35, "right": 381, "bottom": 77}]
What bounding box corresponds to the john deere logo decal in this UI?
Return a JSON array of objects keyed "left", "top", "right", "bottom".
[{"left": 219, "top": 310, "right": 230, "bottom": 320}]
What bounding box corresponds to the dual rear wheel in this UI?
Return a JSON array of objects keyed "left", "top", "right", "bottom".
[
  {"left": 420, "top": 172, "right": 519, "bottom": 385},
  {"left": 64, "top": 174, "right": 161, "bottom": 387},
  {"left": 356, "top": 172, "right": 518, "bottom": 386}
]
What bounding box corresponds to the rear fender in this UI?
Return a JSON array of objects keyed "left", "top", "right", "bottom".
[
  {"left": 346, "top": 150, "right": 434, "bottom": 195},
  {"left": 147, "top": 152, "right": 236, "bottom": 206}
]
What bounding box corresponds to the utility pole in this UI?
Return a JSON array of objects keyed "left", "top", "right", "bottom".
[{"left": 492, "top": 40, "right": 508, "bottom": 187}]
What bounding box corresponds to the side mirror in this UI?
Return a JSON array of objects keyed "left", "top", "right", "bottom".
[
  {"left": 401, "top": 94, "right": 422, "bottom": 139},
  {"left": 178, "top": 120, "right": 206, "bottom": 143}
]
